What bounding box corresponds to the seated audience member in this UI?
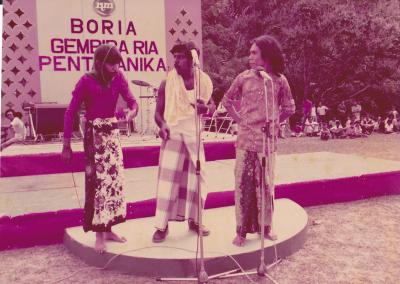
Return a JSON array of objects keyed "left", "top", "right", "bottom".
[
  {"left": 376, "top": 116, "right": 385, "bottom": 132},
  {"left": 328, "top": 118, "right": 336, "bottom": 128},
  {"left": 344, "top": 116, "right": 352, "bottom": 129},
  {"left": 384, "top": 116, "right": 395, "bottom": 134},
  {"left": 311, "top": 117, "right": 320, "bottom": 136},
  {"left": 342, "top": 116, "right": 352, "bottom": 136},
  {"left": 291, "top": 121, "right": 303, "bottom": 137},
  {"left": 320, "top": 123, "right": 330, "bottom": 141},
  {"left": 330, "top": 120, "right": 344, "bottom": 139},
  {"left": 361, "top": 115, "right": 375, "bottom": 135},
  {"left": 278, "top": 119, "right": 288, "bottom": 139},
  {"left": 349, "top": 120, "right": 367, "bottom": 138},
  {"left": 354, "top": 120, "right": 367, "bottom": 137},
  {"left": 304, "top": 117, "right": 313, "bottom": 137},
  {"left": 0, "top": 110, "right": 26, "bottom": 151},
  {"left": 388, "top": 106, "right": 398, "bottom": 131}
]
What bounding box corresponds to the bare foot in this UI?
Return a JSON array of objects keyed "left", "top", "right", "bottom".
[
  {"left": 265, "top": 231, "right": 278, "bottom": 241},
  {"left": 105, "top": 231, "right": 127, "bottom": 243},
  {"left": 95, "top": 232, "right": 106, "bottom": 254},
  {"left": 232, "top": 235, "right": 246, "bottom": 247}
]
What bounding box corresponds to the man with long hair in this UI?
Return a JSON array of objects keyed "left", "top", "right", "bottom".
[
  {"left": 223, "top": 35, "right": 295, "bottom": 246},
  {"left": 152, "top": 41, "right": 213, "bottom": 243},
  {"left": 62, "top": 44, "right": 138, "bottom": 253}
]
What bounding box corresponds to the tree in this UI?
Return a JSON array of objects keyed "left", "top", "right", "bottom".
[{"left": 202, "top": 0, "right": 400, "bottom": 115}]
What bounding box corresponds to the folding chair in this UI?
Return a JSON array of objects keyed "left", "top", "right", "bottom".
[
  {"left": 215, "top": 100, "right": 241, "bottom": 138},
  {"left": 215, "top": 113, "right": 234, "bottom": 137},
  {"left": 201, "top": 111, "right": 218, "bottom": 134}
]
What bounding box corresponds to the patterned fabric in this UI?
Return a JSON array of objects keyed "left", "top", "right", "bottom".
[
  {"left": 235, "top": 149, "right": 275, "bottom": 238},
  {"left": 164, "top": 68, "right": 213, "bottom": 126},
  {"left": 83, "top": 117, "right": 126, "bottom": 232},
  {"left": 222, "top": 70, "right": 295, "bottom": 154},
  {"left": 154, "top": 133, "right": 207, "bottom": 230},
  {"left": 64, "top": 72, "right": 138, "bottom": 139}
]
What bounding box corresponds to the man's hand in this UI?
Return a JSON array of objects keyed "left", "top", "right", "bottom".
[
  {"left": 61, "top": 145, "right": 73, "bottom": 163},
  {"left": 158, "top": 123, "right": 170, "bottom": 140},
  {"left": 190, "top": 99, "right": 208, "bottom": 115},
  {"left": 126, "top": 105, "right": 139, "bottom": 121}
]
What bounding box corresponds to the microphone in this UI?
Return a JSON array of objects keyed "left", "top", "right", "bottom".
[{"left": 191, "top": 49, "right": 201, "bottom": 68}]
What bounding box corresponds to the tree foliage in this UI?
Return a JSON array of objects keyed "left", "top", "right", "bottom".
[{"left": 202, "top": 0, "right": 400, "bottom": 114}]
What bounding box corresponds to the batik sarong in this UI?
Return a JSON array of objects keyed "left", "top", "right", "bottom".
[
  {"left": 83, "top": 117, "right": 126, "bottom": 232},
  {"left": 235, "top": 148, "right": 275, "bottom": 238}
]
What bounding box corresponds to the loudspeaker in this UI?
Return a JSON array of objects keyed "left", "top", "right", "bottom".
[{"left": 32, "top": 103, "right": 80, "bottom": 136}]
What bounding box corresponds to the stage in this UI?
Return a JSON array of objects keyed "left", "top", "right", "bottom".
[
  {"left": 64, "top": 199, "right": 308, "bottom": 278},
  {"left": 1, "top": 149, "right": 399, "bottom": 250}
]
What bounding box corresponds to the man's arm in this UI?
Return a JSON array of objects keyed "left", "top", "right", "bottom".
[
  {"left": 222, "top": 74, "right": 243, "bottom": 123},
  {"left": 154, "top": 80, "right": 170, "bottom": 140},
  {"left": 119, "top": 72, "right": 139, "bottom": 120},
  {"left": 279, "top": 76, "right": 296, "bottom": 122},
  {"left": 62, "top": 76, "right": 85, "bottom": 162}
]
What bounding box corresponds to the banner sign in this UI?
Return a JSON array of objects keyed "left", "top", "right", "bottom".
[{"left": 2, "top": 0, "right": 202, "bottom": 120}]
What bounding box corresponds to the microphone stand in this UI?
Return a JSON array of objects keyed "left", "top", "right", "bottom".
[
  {"left": 159, "top": 58, "right": 242, "bottom": 283},
  {"left": 213, "top": 73, "right": 281, "bottom": 282},
  {"left": 27, "top": 106, "right": 37, "bottom": 141},
  {"left": 159, "top": 66, "right": 282, "bottom": 283},
  {"left": 192, "top": 59, "right": 208, "bottom": 284},
  {"left": 258, "top": 73, "right": 275, "bottom": 276},
  {"left": 157, "top": 58, "right": 210, "bottom": 283}
]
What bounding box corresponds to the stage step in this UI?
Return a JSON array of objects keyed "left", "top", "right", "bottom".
[
  {"left": 1, "top": 152, "right": 399, "bottom": 250},
  {"left": 64, "top": 198, "right": 308, "bottom": 278}
]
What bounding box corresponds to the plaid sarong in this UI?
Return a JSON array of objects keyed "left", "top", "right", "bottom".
[{"left": 154, "top": 133, "right": 207, "bottom": 230}]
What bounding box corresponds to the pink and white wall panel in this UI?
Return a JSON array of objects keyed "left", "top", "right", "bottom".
[
  {"left": 2, "top": 0, "right": 41, "bottom": 117},
  {"left": 1, "top": 0, "right": 202, "bottom": 122}
]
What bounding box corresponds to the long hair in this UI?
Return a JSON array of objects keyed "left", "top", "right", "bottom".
[
  {"left": 92, "top": 44, "right": 122, "bottom": 71},
  {"left": 91, "top": 44, "right": 123, "bottom": 83},
  {"left": 251, "top": 35, "right": 285, "bottom": 76}
]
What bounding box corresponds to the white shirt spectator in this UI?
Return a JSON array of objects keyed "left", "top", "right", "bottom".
[
  {"left": 351, "top": 104, "right": 362, "bottom": 120},
  {"left": 10, "top": 117, "right": 26, "bottom": 140},
  {"left": 390, "top": 109, "right": 399, "bottom": 120},
  {"left": 384, "top": 118, "right": 394, "bottom": 133},
  {"left": 317, "top": 105, "right": 328, "bottom": 116}
]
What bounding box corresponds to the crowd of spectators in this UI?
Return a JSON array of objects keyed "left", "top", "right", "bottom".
[{"left": 281, "top": 100, "right": 399, "bottom": 140}]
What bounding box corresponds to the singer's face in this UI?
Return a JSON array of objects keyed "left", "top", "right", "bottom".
[
  {"left": 173, "top": 51, "right": 191, "bottom": 75},
  {"left": 103, "top": 62, "right": 119, "bottom": 80},
  {"left": 248, "top": 43, "right": 266, "bottom": 69},
  {"left": 95, "top": 60, "right": 119, "bottom": 82}
]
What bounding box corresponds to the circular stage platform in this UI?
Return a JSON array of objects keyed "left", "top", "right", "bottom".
[{"left": 64, "top": 198, "right": 308, "bottom": 278}]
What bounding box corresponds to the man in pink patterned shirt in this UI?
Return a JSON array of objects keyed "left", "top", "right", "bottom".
[{"left": 222, "top": 35, "right": 295, "bottom": 246}]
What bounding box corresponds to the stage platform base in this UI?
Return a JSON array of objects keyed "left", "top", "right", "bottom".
[{"left": 64, "top": 198, "right": 307, "bottom": 278}]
